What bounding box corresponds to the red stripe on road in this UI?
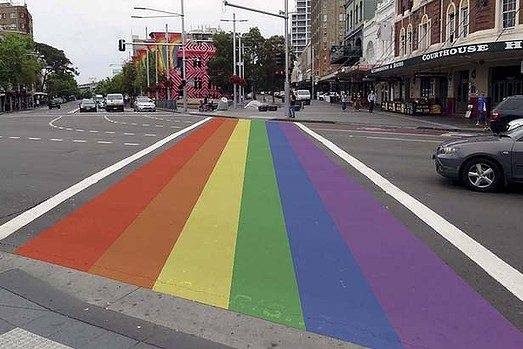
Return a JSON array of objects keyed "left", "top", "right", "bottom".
[
  {"left": 16, "top": 119, "right": 224, "bottom": 271},
  {"left": 89, "top": 119, "right": 237, "bottom": 288}
]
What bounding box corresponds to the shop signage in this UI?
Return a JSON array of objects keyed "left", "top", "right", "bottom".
[{"left": 371, "top": 40, "right": 523, "bottom": 74}]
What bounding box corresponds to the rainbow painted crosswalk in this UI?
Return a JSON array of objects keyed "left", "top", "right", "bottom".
[{"left": 16, "top": 118, "right": 523, "bottom": 348}]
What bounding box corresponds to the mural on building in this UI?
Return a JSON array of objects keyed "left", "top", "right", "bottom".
[{"left": 133, "top": 32, "right": 220, "bottom": 101}]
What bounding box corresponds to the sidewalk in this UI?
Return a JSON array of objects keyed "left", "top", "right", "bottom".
[{"left": 189, "top": 100, "right": 486, "bottom": 132}]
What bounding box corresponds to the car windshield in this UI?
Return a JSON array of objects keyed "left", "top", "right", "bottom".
[
  {"left": 137, "top": 97, "right": 151, "bottom": 102},
  {"left": 82, "top": 99, "right": 95, "bottom": 104},
  {"left": 106, "top": 94, "right": 123, "bottom": 100}
]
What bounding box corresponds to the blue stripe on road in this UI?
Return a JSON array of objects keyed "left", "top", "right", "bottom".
[{"left": 266, "top": 122, "right": 402, "bottom": 349}]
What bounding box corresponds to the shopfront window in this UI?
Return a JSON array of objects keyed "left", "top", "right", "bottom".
[
  {"left": 446, "top": 3, "right": 456, "bottom": 43},
  {"left": 502, "top": 0, "right": 517, "bottom": 29},
  {"left": 459, "top": 0, "right": 469, "bottom": 37}
]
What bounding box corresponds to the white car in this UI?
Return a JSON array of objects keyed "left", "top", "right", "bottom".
[
  {"left": 296, "top": 90, "right": 311, "bottom": 105},
  {"left": 106, "top": 93, "right": 125, "bottom": 112},
  {"left": 134, "top": 96, "right": 156, "bottom": 112}
]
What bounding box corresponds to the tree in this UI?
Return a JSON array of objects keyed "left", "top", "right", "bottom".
[
  {"left": 0, "top": 33, "right": 41, "bottom": 91},
  {"left": 46, "top": 72, "right": 78, "bottom": 99},
  {"left": 208, "top": 32, "right": 234, "bottom": 94},
  {"left": 35, "top": 42, "right": 78, "bottom": 91}
]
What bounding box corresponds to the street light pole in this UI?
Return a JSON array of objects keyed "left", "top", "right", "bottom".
[
  {"left": 165, "top": 23, "right": 170, "bottom": 101},
  {"left": 145, "top": 27, "right": 150, "bottom": 88},
  {"left": 233, "top": 13, "right": 237, "bottom": 108}
]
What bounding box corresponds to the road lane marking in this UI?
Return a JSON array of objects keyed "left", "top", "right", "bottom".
[
  {"left": 124, "top": 132, "right": 135, "bottom": 136},
  {"left": 73, "top": 139, "right": 86, "bottom": 143},
  {"left": 9, "top": 136, "right": 20, "bottom": 139},
  {"left": 97, "top": 141, "right": 113, "bottom": 144},
  {"left": 28, "top": 137, "right": 41, "bottom": 141},
  {"left": 89, "top": 130, "right": 98, "bottom": 133},
  {"left": 297, "top": 122, "right": 523, "bottom": 301},
  {"left": 0, "top": 117, "right": 212, "bottom": 241},
  {"left": 144, "top": 134, "right": 157, "bottom": 137},
  {"left": 105, "top": 131, "right": 115, "bottom": 134},
  {"left": 142, "top": 124, "right": 150, "bottom": 126},
  {"left": 124, "top": 143, "right": 140, "bottom": 146},
  {"left": 50, "top": 139, "right": 63, "bottom": 142},
  {"left": 76, "top": 129, "right": 85, "bottom": 132},
  {"left": 364, "top": 136, "right": 440, "bottom": 143}
]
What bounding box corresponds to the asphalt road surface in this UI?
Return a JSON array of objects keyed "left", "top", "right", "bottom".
[{"left": 0, "top": 104, "right": 521, "bottom": 349}]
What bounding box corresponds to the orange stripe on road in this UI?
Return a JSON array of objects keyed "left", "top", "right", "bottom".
[
  {"left": 89, "top": 119, "right": 237, "bottom": 288},
  {"left": 16, "top": 119, "right": 224, "bottom": 271}
]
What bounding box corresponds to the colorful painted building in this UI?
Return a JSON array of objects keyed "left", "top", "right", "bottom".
[{"left": 132, "top": 30, "right": 220, "bottom": 101}]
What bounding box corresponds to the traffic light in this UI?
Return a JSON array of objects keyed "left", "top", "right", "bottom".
[
  {"left": 178, "top": 79, "right": 187, "bottom": 97},
  {"left": 275, "top": 52, "right": 285, "bottom": 67},
  {"left": 118, "top": 39, "right": 126, "bottom": 52}
]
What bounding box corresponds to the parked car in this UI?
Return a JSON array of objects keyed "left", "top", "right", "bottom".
[
  {"left": 105, "top": 93, "right": 125, "bottom": 112},
  {"left": 296, "top": 90, "right": 311, "bottom": 105},
  {"left": 433, "top": 124, "right": 523, "bottom": 191},
  {"left": 48, "top": 98, "right": 61, "bottom": 109},
  {"left": 134, "top": 96, "right": 156, "bottom": 112},
  {"left": 79, "top": 99, "right": 97, "bottom": 113},
  {"left": 490, "top": 95, "right": 523, "bottom": 133}
]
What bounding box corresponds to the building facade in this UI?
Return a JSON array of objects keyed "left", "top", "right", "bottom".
[
  {"left": 132, "top": 30, "right": 220, "bottom": 102},
  {"left": 292, "top": 0, "right": 311, "bottom": 56},
  {"left": 311, "top": 0, "right": 346, "bottom": 88},
  {"left": 371, "top": 0, "right": 523, "bottom": 116},
  {"left": 0, "top": 2, "right": 33, "bottom": 37}
]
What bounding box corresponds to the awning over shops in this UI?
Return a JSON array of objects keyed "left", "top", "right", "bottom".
[{"left": 370, "top": 40, "right": 523, "bottom": 76}]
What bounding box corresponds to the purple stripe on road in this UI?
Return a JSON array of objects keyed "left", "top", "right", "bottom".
[{"left": 279, "top": 122, "right": 523, "bottom": 349}]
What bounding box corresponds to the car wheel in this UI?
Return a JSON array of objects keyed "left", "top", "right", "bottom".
[{"left": 462, "top": 158, "right": 501, "bottom": 192}]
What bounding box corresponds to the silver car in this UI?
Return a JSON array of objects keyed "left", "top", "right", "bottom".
[
  {"left": 134, "top": 96, "right": 156, "bottom": 112},
  {"left": 434, "top": 124, "right": 523, "bottom": 191}
]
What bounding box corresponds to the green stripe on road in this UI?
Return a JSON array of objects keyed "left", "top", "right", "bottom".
[{"left": 229, "top": 120, "right": 305, "bottom": 329}]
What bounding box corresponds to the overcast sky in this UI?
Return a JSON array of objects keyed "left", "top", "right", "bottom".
[{"left": 23, "top": 0, "right": 291, "bottom": 84}]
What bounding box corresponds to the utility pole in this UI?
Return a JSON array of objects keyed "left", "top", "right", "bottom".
[
  {"left": 221, "top": 14, "right": 247, "bottom": 109},
  {"left": 181, "top": 0, "right": 187, "bottom": 113},
  {"left": 224, "top": 0, "right": 290, "bottom": 116},
  {"left": 146, "top": 27, "right": 150, "bottom": 88},
  {"left": 238, "top": 34, "right": 242, "bottom": 106},
  {"left": 165, "top": 23, "right": 170, "bottom": 101},
  {"left": 311, "top": 46, "right": 314, "bottom": 100}
]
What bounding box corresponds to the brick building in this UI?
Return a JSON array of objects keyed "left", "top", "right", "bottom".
[
  {"left": 311, "top": 0, "right": 346, "bottom": 89},
  {"left": 371, "top": 0, "right": 523, "bottom": 116},
  {"left": 0, "top": 2, "right": 33, "bottom": 37}
]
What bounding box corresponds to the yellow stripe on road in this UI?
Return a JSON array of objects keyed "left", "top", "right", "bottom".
[{"left": 153, "top": 120, "right": 250, "bottom": 308}]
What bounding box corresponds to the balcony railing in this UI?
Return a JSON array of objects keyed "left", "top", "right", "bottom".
[{"left": 330, "top": 45, "right": 362, "bottom": 65}]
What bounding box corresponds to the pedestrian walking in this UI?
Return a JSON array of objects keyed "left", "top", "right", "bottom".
[
  {"left": 341, "top": 92, "right": 348, "bottom": 111},
  {"left": 289, "top": 91, "right": 297, "bottom": 118},
  {"left": 368, "top": 90, "right": 377, "bottom": 113},
  {"left": 354, "top": 93, "right": 362, "bottom": 111},
  {"left": 477, "top": 92, "right": 488, "bottom": 127}
]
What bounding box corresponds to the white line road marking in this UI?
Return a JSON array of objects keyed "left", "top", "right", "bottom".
[
  {"left": 105, "top": 131, "right": 115, "bottom": 134},
  {"left": 73, "top": 139, "right": 86, "bottom": 143},
  {"left": 131, "top": 123, "right": 138, "bottom": 126},
  {"left": 0, "top": 117, "right": 211, "bottom": 241},
  {"left": 50, "top": 139, "right": 63, "bottom": 142},
  {"left": 297, "top": 122, "right": 523, "bottom": 301},
  {"left": 155, "top": 124, "right": 164, "bottom": 128},
  {"left": 124, "top": 143, "right": 140, "bottom": 146},
  {"left": 313, "top": 127, "right": 447, "bottom": 138},
  {"left": 28, "top": 137, "right": 41, "bottom": 141},
  {"left": 144, "top": 134, "right": 157, "bottom": 137},
  {"left": 97, "top": 141, "right": 113, "bottom": 144},
  {"left": 66, "top": 128, "right": 73, "bottom": 131},
  {"left": 76, "top": 129, "right": 85, "bottom": 132},
  {"left": 68, "top": 108, "right": 80, "bottom": 114},
  {"left": 9, "top": 136, "right": 20, "bottom": 139},
  {"left": 364, "top": 136, "right": 440, "bottom": 143},
  {"left": 124, "top": 132, "right": 135, "bottom": 136},
  {"left": 142, "top": 124, "right": 150, "bottom": 126},
  {"left": 90, "top": 130, "right": 98, "bottom": 133}
]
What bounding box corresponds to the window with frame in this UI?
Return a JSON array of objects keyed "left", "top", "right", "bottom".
[
  {"left": 459, "top": 0, "right": 469, "bottom": 37},
  {"left": 447, "top": 3, "right": 456, "bottom": 43},
  {"left": 502, "top": 0, "right": 517, "bottom": 28},
  {"left": 399, "top": 27, "right": 406, "bottom": 56},
  {"left": 419, "top": 15, "right": 430, "bottom": 50},
  {"left": 406, "top": 24, "right": 413, "bottom": 54}
]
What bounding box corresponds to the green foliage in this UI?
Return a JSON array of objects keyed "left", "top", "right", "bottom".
[
  {"left": 0, "top": 33, "right": 41, "bottom": 91},
  {"left": 207, "top": 27, "right": 292, "bottom": 97},
  {"left": 35, "top": 42, "right": 78, "bottom": 92},
  {"left": 46, "top": 71, "right": 78, "bottom": 98}
]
